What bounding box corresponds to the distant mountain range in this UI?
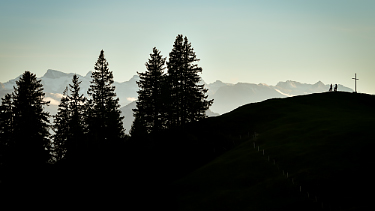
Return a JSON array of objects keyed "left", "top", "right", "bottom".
[
  {"left": 0, "top": 69, "right": 353, "bottom": 133},
  {"left": 207, "top": 79, "right": 353, "bottom": 114}
]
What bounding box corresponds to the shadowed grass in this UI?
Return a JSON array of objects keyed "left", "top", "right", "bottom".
[{"left": 173, "top": 92, "right": 375, "bottom": 210}]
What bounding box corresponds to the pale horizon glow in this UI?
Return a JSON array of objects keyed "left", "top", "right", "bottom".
[{"left": 1, "top": 0, "right": 374, "bottom": 94}]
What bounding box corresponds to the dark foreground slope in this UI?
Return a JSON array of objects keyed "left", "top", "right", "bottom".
[
  {"left": 173, "top": 92, "right": 375, "bottom": 210},
  {"left": 1, "top": 92, "right": 373, "bottom": 210}
]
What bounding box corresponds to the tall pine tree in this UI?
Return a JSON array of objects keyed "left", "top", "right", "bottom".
[
  {"left": 165, "top": 35, "right": 184, "bottom": 128},
  {"left": 131, "top": 47, "right": 166, "bottom": 136},
  {"left": 8, "top": 71, "right": 51, "bottom": 165},
  {"left": 67, "top": 74, "right": 86, "bottom": 159},
  {"left": 87, "top": 50, "right": 125, "bottom": 153},
  {"left": 52, "top": 74, "right": 86, "bottom": 162},
  {"left": 0, "top": 94, "right": 14, "bottom": 164},
  {"left": 52, "top": 87, "right": 69, "bottom": 162},
  {"left": 166, "top": 35, "right": 213, "bottom": 129},
  {"left": 181, "top": 36, "right": 213, "bottom": 123}
]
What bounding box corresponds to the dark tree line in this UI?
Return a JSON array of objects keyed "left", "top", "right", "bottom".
[
  {"left": 0, "top": 72, "right": 50, "bottom": 165},
  {"left": 53, "top": 50, "right": 125, "bottom": 162},
  {"left": 52, "top": 74, "right": 87, "bottom": 161},
  {"left": 131, "top": 34, "right": 213, "bottom": 137},
  {"left": 0, "top": 50, "right": 125, "bottom": 165},
  {"left": 0, "top": 34, "right": 212, "bottom": 165}
]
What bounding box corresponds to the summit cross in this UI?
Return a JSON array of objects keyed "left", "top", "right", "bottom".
[{"left": 352, "top": 73, "right": 359, "bottom": 93}]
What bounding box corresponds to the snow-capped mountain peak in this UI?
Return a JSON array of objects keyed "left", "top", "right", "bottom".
[
  {"left": 42, "top": 69, "right": 72, "bottom": 79},
  {"left": 85, "top": 71, "right": 93, "bottom": 78},
  {"left": 128, "top": 75, "right": 140, "bottom": 84},
  {"left": 0, "top": 69, "right": 354, "bottom": 134},
  {"left": 312, "top": 81, "right": 325, "bottom": 89}
]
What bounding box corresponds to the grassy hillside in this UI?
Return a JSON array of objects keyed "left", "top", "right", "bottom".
[
  {"left": 1, "top": 91, "right": 373, "bottom": 210},
  {"left": 173, "top": 92, "right": 375, "bottom": 210}
]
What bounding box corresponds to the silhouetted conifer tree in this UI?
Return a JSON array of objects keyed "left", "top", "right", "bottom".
[
  {"left": 52, "top": 87, "right": 69, "bottom": 161},
  {"left": 87, "top": 50, "right": 125, "bottom": 153},
  {"left": 7, "top": 71, "right": 51, "bottom": 165},
  {"left": 129, "top": 115, "right": 147, "bottom": 139},
  {"left": 52, "top": 74, "right": 86, "bottom": 162},
  {"left": 165, "top": 35, "right": 184, "bottom": 128},
  {"left": 0, "top": 94, "right": 14, "bottom": 163},
  {"left": 67, "top": 74, "right": 87, "bottom": 158},
  {"left": 132, "top": 47, "right": 166, "bottom": 136},
  {"left": 166, "top": 35, "right": 213, "bottom": 129}
]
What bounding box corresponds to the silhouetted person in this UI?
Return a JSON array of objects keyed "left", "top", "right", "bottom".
[
  {"left": 334, "top": 84, "right": 337, "bottom": 92},
  {"left": 329, "top": 84, "right": 332, "bottom": 92}
]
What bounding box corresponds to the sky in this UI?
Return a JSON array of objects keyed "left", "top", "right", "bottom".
[{"left": 1, "top": 0, "right": 374, "bottom": 94}]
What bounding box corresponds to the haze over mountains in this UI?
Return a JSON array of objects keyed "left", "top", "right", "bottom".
[{"left": 0, "top": 69, "right": 353, "bottom": 133}]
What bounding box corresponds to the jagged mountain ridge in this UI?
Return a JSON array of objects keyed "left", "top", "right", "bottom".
[
  {"left": 207, "top": 80, "right": 353, "bottom": 114},
  {"left": 1, "top": 69, "right": 139, "bottom": 106},
  {"left": 0, "top": 69, "right": 353, "bottom": 133}
]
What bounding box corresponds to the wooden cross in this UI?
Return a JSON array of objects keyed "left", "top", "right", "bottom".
[{"left": 352, "top": 73, "right": 359, "bottom": 93}]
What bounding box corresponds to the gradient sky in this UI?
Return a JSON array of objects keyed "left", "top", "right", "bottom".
[{"left": 1, "top": 0, "right": 374, "bottom": 93}]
